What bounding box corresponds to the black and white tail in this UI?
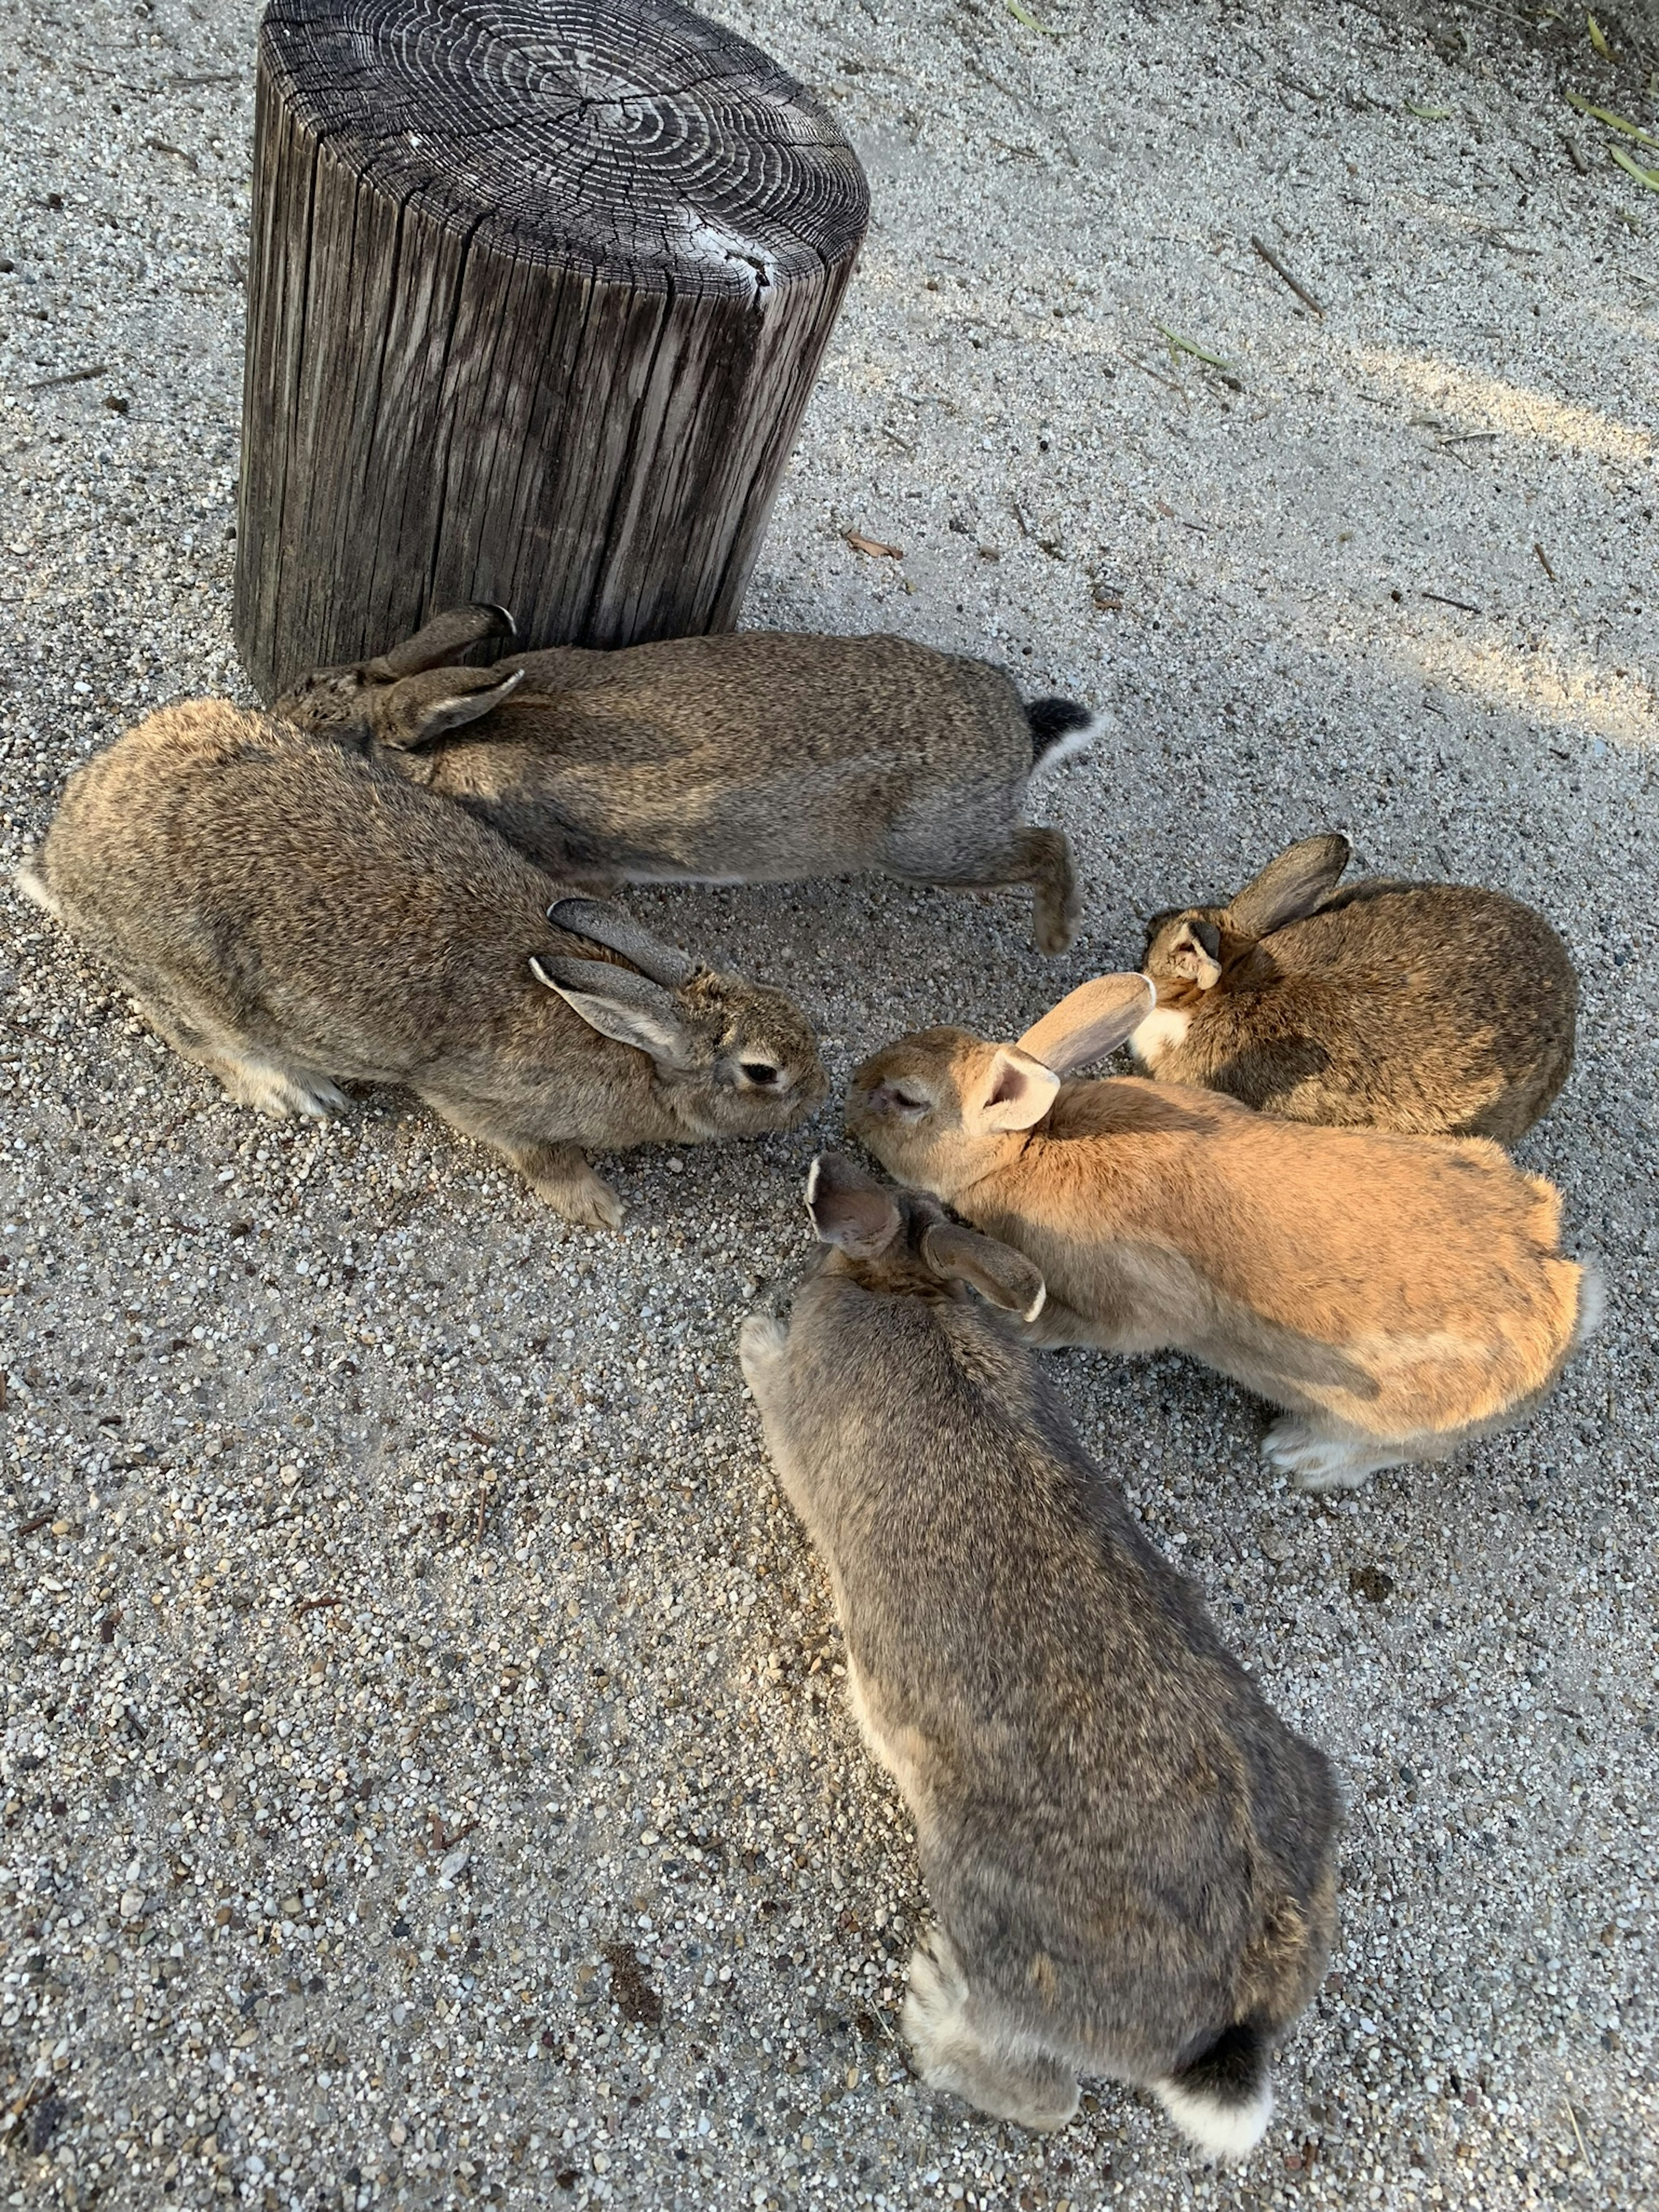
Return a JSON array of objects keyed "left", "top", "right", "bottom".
[
  {"left": 1025, "top": 697, "right": 1107, "bottom": 776},
  {"left": 1155, "top": 2020, "right": 1274, "bottom": 2161}
]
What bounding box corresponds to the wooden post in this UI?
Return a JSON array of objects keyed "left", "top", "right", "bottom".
[{"left": 235, "top": 0, "right": 868, "bottom": 700}]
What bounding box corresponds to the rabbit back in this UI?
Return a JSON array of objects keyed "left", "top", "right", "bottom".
[
  {"left": 962, "top": 1078, "right": 1587, "bottom": 1443},
  {"left": 759, "top": 1271, "right": 1337, "bottom": 2075},
  {"left": 409, "top": 631, "right": 1038, "bottom": 881},
  {"left": 1145, "top": 881, "right": 1576, "bottom": 1142}
]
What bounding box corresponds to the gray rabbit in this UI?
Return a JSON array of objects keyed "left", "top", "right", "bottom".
[
  {"left": 18, "top": 701, "right": 825, "bottom": 1227},
  {"left": 738, "top": 1153, "right": 1339, "bottom": 2159},
  {"left": 273, "top": 604, "right": 1097, "bottom": 952}
]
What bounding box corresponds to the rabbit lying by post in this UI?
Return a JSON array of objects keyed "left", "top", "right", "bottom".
[
  {"left": 738, "top": 1153, "right": 1339, "bottom": 2159},
  {"left": 17, "top": 702, "right": 824, "bottom": 1228},
  {"left": 1134, "top": 834, "right": 1577, "bottom": 1141},
  {"left": 848, "top": 977, "right": 1600, "bottom": 1491},
  {"left": 272, "top": 604, "right": 1096, "bottom": 953}
]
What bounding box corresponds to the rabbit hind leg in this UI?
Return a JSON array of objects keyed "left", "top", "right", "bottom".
[
  {"left": 130, "top": 991, "right": 344, "bottom": 1119},
  {"left": 1261, "top": 1418, "right": 1414, "bottom": 1493},
  {"left": 902, "top": 827, "right": 1080, "bottom": 956},
  {"left": 903, "top": 1932, "right": 1079, "bottom": 2133}
]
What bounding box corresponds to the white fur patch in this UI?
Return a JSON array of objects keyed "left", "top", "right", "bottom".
[
  {"left": 1573, "top": 1260, "right": 1607, "bottom": 1347},
  {"left": 1021, "top": 1280, "right": 1047, "bottom": 1325},
  {"left": 1128, "top": 1005, "right": 1192, "bottom": 1069},
  {"left": 14, "top": 860, "right": 59, "bottom": 917},
  {"left": 1156, "top": 2074, "right": 1274, "bottom": 2162},
  {"left": 1029, "top": 707, "right": 1110, "bottom": 779}
]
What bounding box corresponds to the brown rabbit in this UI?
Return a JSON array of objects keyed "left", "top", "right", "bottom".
[
  {"left": 847, "top": 976, "right": 1600, "bottom": 1491},
  {"left": 272, "top": 603, "right": 1096, "bottom": 952},
  {"left": 1134, "top": 834, "right": 1576, "bottom": 1141},
  {"left": 17, "top": 702, "right": 825, "bottom": 1227},
  {"left": 740, "top": 1154, "right": 1338, "bottom": 2159}
]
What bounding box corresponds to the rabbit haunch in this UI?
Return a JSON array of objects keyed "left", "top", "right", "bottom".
[
  {"left": 849, "top": 976, "right": 1596, "bottom": 1491},
  {"left": 1136, "top": 833, "right": 1577, "bottom": 1142},
  {"left": 273, "top": 604, "right": 1098, "bottom": 953},
  {"left": 17, "top": 702, "right": 824, "bottom": 1228},
  {"left": 739, "top": 1154, "right": 1338, "bottom": 2160}
]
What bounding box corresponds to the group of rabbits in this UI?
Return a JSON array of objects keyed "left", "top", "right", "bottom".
[{"left": 20, "top": 605, "right": 1597, "bottom": 2162}]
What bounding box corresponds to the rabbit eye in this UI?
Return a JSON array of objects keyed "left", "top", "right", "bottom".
[{"left": 740, "top": 1061, "right": 782, "bottom": 1087}]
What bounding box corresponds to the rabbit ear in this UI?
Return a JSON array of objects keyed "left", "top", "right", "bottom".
[
  {"left": 921, "top": 1220, "right": 1046, "bottom": 1320},
  {"left": 548, "top": 897, "right": 698, "bottom": 990},
  {"left": 375, "top": 666, "right": 524, "bottom": 751},
  {"left": 1015, "top": 973, "right": 1154, "bottom": 1076},
  {"left": 530, "top": 955, "right": 699, "bottom": 1072},
  {"left": 973, "top": 1046, "right": 1061, "bottom": 1132},
  {"left": 1224, "top": 833, "right": 1351, "bottom": 938},
  {"left": 1165, "top": 918, "right": 1222, "bottom": 989},
  {"left": 805, "top": 1153, "right": 903, "bottom": 1256},
  {"left": 367, "top": 601, "right": 516, "bottom": 678}
]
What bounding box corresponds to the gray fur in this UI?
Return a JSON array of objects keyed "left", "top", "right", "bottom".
[
  {"left": 739, "top": 1156, "right": 1339, "bottom": 2159},
  {"left": 18, "top": 702, "right": 825, "bottom": 1229},
  {"left": 274, "top": 614, "right": 1091, "bottom": 953}
]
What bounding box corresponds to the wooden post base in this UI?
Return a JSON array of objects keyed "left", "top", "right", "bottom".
[{"left": 235, "top": 0, "right": 868, "bottom": 699}]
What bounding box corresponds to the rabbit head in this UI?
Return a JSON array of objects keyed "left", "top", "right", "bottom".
[
  {"left": 802, "top": 1151, "right": 1046, "bottom": 1319},
  {"left": 534, "top": 896, "right": 827, "bottom": 1137},
  {"left": 848, "top": 975, "right": 1151, "bottom": 1201},
  {"left": 274, "top": 604, "right": 524, "bottom": 750},
  {"left": 1142, "top": 834, "right": 1351, "bottom": 1006}
]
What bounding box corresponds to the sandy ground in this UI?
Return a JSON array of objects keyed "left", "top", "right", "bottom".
[{"left": 2, "top": 0, "right": 1656, "bottom": 2207}]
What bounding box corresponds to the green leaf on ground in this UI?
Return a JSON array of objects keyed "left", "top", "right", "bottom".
[
  {"left": 1586, "top": 12, "right": 1612, "bottom": 61},
  {"left": 1005, "top": 0, "right": 1055, "bottom": 30},
  {"left": 1564, "top": 91, "right": 1659, "bottom": 145},
  {"left": 1609, "top": 144, "right": 1659, "bottom": 190},
  {"left": 1405, "top": 100, "right": 1455, "bottom": 121}
]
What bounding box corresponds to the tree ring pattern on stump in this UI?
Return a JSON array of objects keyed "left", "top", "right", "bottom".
[{"left": 261, "top": 0, "right": 869, "bottom": 296}]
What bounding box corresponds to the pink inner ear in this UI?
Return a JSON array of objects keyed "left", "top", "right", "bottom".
[{"left": 980, "top": 1049, "right": 1058, "bottom": 1130}]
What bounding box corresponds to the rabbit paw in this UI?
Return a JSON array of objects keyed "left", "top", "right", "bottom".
[
  {"left": 221, "top": 1055, "right": 346, "bottom": 1120},
  {"left": 537, "top": 1170, "right": 625, "bottom": 1231},
  {"left": 1262, "top": 1420, "right": 1382, "bottom": 1492},
  {"left": 738, "top": 1312, "right": 788, "bottom": 1387}
]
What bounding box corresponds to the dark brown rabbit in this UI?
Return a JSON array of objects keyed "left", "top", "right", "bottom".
[
  {"left": 739, "top": 1154, "right": 1339, "bottom": 2159},
  {"left": 18, "top": 702, "right": 824, "bottom": 1227},
  {"left": 273, "top": 604, "right": 1097, "bottom": 952},
  {"left": 1133, "top": 834, "right": 1576, "bottom": 1141}
]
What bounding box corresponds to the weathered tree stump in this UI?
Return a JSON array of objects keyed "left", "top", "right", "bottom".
[{"left": 235, "top": 0, "right": 868, "bottom": 700}]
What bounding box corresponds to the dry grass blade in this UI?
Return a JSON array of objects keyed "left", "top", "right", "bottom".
[
  {"left": 1609, "top": 145, "right": 1659, "bottom": 189},
  {"left": 1564, "top": 91, "right": 1658, "bottom": 146},
  {"left": 1153, "top": 323, "right": 1243, "bottom": 388},
  {"left": 1004, "top": 0, "right": 1056, "bottom": 29},
  {"left": 1405, "top": 99, "right": 1455, "bottom": 120}
]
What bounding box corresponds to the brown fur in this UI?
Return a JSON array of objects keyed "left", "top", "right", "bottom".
[
  {"left": 739, "top": 1157, "right": 1337, "bottom": 2156},
  {"left": 1137, "top": 836, "right": 1577, "bottom": 1142},
  {"left": 18, "top": 703, "right": 825, "bottom": 1226},
  {"left": 847, "top": 1013, "right": 1595, "bottom": 1489},
  {"left": 274, "top": 615, "right": 1090, "bottom": 952}
]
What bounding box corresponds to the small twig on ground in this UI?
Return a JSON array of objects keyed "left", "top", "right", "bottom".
[
  {"left": 1250, "top": 235, "right": 1325, "bottom": 315},
  {"left": 1563, "top": 133, "right": 1590, "bottom": 175},
  {"left": 293, "top": 1595, "right": 344, "bottom": 1616},
  {"left": 1533, "top": 541, "right": 1558, "bottom": 582},
  {"left": 1565, "top": 2100, "right": 1595, "bottom": 2176},
  {"left": 25, "top": 363, "right": 108, "bottom": 392},
  {"left": 1437, "top": 431, "right": 1498, "bottom": 445},
  {"left": 1423, "top": 591, "right": 1483, "bottom": 615}
]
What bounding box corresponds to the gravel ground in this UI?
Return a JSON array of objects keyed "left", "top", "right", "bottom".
[{"left": 2, "top": 1, "right": 1656, "bottom": 2209}]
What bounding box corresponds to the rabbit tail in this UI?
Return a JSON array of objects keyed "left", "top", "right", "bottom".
[
  {"left": 1025, "top": 698, "right": 1105, "bottom": 775},
  {"left": 1572, "top": 1259, "right": 1607, "bottom": 1349},
  {"left": 14, "top": 855, "right": 60, "bottom": 918},
  {"left": 1155, "top": 2019, "right": 1274, "bottom": 2162}
]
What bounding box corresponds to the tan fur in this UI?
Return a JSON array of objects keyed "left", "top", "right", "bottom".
[
  {"left": 1138, "top": 836, "right": 1577, "bottom": 1142},
  {"left": 275, "top": 617, "right": 1091, "bottom": 952},
  {"left": 19, "top": 703, "right": 825, "bottom": 1226},
  {"left": 848, "top": 1027, "right": 1592, "bottom": 1486}
]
